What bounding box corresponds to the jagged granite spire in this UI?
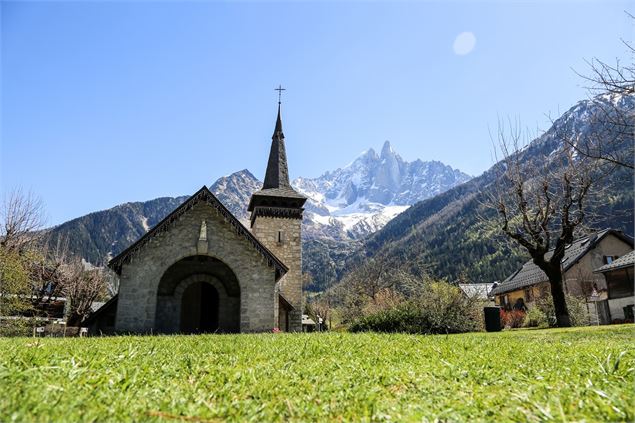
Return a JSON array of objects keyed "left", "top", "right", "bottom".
[{"left": 263, "top": 104, "right": 291, "bottom": 189}]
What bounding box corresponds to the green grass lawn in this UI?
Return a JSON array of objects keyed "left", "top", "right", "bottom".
[{"left": 1, "top": 325, "right": 633, "bottom": 422}]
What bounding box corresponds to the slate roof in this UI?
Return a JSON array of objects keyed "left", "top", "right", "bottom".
[
  {"left": 247, "top": 105, "right": 306, "bottom": 211},
  {"left": 108, "top": 186, "right": 288, "bottom": 279},
  {"left": 594, "top": 250, "right": 635, "bottom": 273},
  {"left": 490, "top": 229, "right": 634, "bottom": 296},
  {"left": 264, "top": 105, "right": 292, "bottom": 190}
]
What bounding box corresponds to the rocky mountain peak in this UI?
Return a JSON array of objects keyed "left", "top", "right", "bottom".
[
  {"left": 210, "top": 169, "right": 261, "bottom": 220},
  {"left": 380, "top": 140, "right": 395, "bottom": 159},
  {"left": 293, "top": 142, "right": 472, "bottom": 240}
]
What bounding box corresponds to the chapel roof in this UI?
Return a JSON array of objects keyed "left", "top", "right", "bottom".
[
  {"left": 490, "top": 229, "right": 633, "bottom": 296},
  {"left": 108, "top": 186, "right": 288, "bottom": 279}
]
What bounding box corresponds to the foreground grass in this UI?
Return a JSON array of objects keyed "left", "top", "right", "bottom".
[{"left": 1, "top": 325, "right": 634, "bottom": 422}]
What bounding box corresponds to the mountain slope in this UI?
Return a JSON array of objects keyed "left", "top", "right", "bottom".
[
  {"left": 347, "top": 93, "right": 635, "bottom": 284},
  {"left": 47, "top": 147, "right": 470, "bottom": 291}
]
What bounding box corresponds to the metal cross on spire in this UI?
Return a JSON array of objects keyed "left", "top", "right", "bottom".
[{"left": 275, "top": 85, "right": 286, "bottom": 105}]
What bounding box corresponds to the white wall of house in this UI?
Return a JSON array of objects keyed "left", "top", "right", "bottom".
[{"left": 608, "top": 297, "right": 633, "bottom": 320}]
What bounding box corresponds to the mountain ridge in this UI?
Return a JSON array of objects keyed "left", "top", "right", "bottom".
[
  {"left": 343, "top": 93, "right": 634, "bottom": 286},
  {"left": 47, "top": 144, "right": 469, "bottom": 291}
]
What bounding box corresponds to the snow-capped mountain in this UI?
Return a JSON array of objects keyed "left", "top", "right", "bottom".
[
  {"left": 293, "top": 141, "right": 472, "bottom": 240},
  {"left": 48, "top": 143, "right": 471, "bottom": 267}
]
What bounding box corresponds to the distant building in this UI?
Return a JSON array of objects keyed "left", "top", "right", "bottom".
[
  {"left": 594, "top": 250, "right": 634, "bottom": 323},
  {"left": 302, "top": 314, "right": 317, "bottom": 332},
  {"left": 490, "top": 229, "right": 633, "bottom": 324},
  {"left": 458, "top": 283, "right": 495, "bottom": 301}
]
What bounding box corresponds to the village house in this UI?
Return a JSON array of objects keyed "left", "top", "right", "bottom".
[
  {"left": 88, "top": 103, "right": 306, "bottom": 334},
  {"left": 593, "top": 250, "right": 634, "bottom": 323},
  {"left": 490, "top": 229, "right": 633, "bottom": 324}
]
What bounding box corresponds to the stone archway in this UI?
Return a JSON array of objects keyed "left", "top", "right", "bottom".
[{"left": 155, "top": 255, "right": 240, "bottom": 333}]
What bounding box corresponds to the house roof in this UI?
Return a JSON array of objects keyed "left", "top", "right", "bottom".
[
  {"left": 302, "top": 314, "right": 316, "bottom": 326},
  {"left": 594, "top": 250, "right": 635, "bottom": 273},
  {"left": 108, "top": 186, "right": 288, "bottom": 279},
  {"left": 491, "top": 229, "right": 634, "bottom": 296}
]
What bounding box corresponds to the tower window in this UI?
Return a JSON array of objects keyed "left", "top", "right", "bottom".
[{"left": 277, "top": 231, "right": 284, "bottom": 243}]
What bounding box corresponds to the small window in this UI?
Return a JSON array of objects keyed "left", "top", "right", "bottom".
[
  {"left": 277, "top": 231, "right": 284, "bottom": 243},
  {"left": 604, "top": 256, "right": 615, "bottom": 265}
]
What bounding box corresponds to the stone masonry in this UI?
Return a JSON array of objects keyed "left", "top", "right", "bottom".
[
  {"left": 251, "top": 216, "right": 303, "bottom": 331},
  {"left": 114, "top": 201, "right": 278, "bottom": 333}
]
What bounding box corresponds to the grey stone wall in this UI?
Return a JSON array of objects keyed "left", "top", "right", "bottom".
[
  {"left": 251, "top": 216, "right": 303, "bottom": 331},
  {"left": 115, "top": 202, "right": 277, "bottom": 333}
]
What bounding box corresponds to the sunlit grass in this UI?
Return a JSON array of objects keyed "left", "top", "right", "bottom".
[{"left": 1, "top": 325, "right": 633, "bottom": 422}]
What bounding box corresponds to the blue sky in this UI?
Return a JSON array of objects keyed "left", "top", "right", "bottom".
[{"left": 1, "top": 1, "right": 632, "bottom": 225}]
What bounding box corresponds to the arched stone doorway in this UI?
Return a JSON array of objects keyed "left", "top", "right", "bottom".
[{"left": 155, "top": 255, "right": 240, "bottom": 333}]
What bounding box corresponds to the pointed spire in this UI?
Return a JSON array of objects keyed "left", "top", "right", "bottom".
[
  {"left": 263, "top": 104, "right": 290, "bottom": 189},
  {"left": 273, "top": 103, "right": 284, "bottom": 139}
]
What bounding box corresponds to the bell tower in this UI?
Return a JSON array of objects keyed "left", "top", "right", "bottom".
[{"left": 248, "top": 95, "right": 306, "bottom": 331}]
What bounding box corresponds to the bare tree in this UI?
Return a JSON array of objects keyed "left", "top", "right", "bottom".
[
  {"left": 488, "top": 120, "right": 602, "bottom": 327},
  {"left": 0, "top": 189, "right": 45, "bottom": 252},
  {"left": 563, "top": 23, "right": 635, "bottom": 169},
  {"left": 28, "top": 236, "right": 70, "bottom": 306},
  {"left": 0, "top": 189, "right": 46, "bottom": 326},
  {"left": 306, "top": 293, "right": 333, "bottom": 331},
  {"left": 61, "top": 258, "right": 107, "bottom": 326}
]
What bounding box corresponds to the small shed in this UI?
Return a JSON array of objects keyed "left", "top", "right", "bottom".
[{"left": 302, "top": 314, "right": 316, "bottom": 332}]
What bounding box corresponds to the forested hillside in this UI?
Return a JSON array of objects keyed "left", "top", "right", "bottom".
[{"left": 347, "top": 93, "right": 634, "bottom": 284}]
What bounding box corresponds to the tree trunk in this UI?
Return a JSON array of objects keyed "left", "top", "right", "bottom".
[{"left": 544, "top": 267, "right": 572, "bottom": 327}]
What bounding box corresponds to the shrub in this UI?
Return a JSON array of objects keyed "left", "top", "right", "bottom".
[
  {"left": 349, "top": 282, "right": 482, "bottom": 334},
  {"left": 500, "top": 310, "right": 525, "bottom": 329},
  {"left": 535, "top": 294, "right": 590, "bottom": 327},
  {"left": 522, "top": 307, "right": 549, "bottom": 328}
]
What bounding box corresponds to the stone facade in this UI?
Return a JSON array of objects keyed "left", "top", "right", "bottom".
[
  {"left": 114, "top": 201, "right": 279, "bottom": 333},
  {"left": 252, "top": 216, "right": 303, "bottom": 331},
  {"left": 109, "top": 105, "right": 305, "bottom": 334}
]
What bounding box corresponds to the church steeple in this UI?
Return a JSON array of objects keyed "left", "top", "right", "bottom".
[
  {"left": 263, "top": 104, "right": 290, "bottom": 189},
  {"left": 247, "top": 93, "right": 307, "bottom": 220},
  {"left": 248, "top": 88, "right": 306, "bottom": 332}
]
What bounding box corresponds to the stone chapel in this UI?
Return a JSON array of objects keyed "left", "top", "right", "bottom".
[{"left": 90, "top": 104, "right": 307, "bottom": 333}]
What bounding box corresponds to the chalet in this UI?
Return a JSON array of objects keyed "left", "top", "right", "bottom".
[
  {"left": 490, "top": 229, "right": 633, "bottom": 324},
  {"left": 593, "top": 250, "right": 634, "bottom": 323}
]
